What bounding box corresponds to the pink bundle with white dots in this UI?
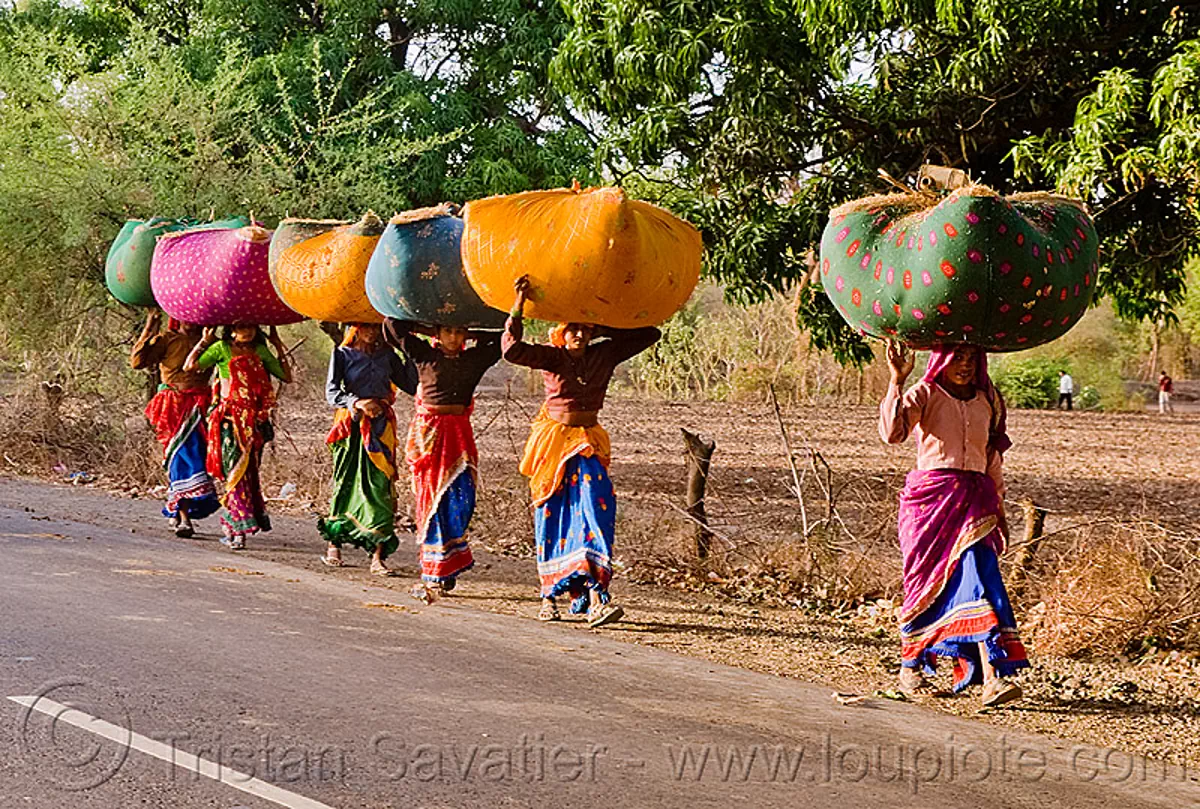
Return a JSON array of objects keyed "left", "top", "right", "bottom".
[{"left": 151, "top": 224, "right": 305, "bottom": 327}]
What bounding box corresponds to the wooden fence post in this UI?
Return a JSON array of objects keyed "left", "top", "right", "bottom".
[
  {"left": 682, "top": 429, "right": 717, "bottom": 560},
  {"left": 1010, "top": 498, "right": 1048, "bottom": 595}
]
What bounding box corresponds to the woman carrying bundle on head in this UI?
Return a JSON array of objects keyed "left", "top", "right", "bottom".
[
  {"left": 319, "top": 323, "right": 418, "bottom": 576},
  {"left": 880, "top": 340, "right": 1029, "bottom": 706},
  {"left": 130, "top": 310, "right": 220, "bottom": 538},
  {"left": 503, "top": 275, "right": 660, "bottom": 628},
  {"left": 184, "top": 324, "right": 292, "bottom": 550},
  {"left": 382, "top": 318, "right": 503, "bottom": 602}
]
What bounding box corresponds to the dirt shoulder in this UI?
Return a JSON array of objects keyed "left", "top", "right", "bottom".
[{"left": 5, "top": 460, "right": 1200, "bottom": 772}]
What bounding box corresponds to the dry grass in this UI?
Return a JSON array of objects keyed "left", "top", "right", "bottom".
[
  {"left": 624, "top": 285, "right": 893, "bottom": 405},
  {"left": 1024, "top": 521, "right": 1200, "bottom": 657},
  {"left": 615, "top": 461, "right": 904, "bottom": 611},
  {"left": 0, "top": 371, "right": 161, "bottom": 488}
]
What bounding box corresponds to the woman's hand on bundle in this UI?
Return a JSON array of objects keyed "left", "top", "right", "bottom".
[
  {"left": 184, "top": 331, "right": 213, "bottom": 372},
  {"left": 886, "top": 340, "right": 914, "bottom": 384},
  {"left": 512, "top": 274, "right": 532, "bottom": 313}
]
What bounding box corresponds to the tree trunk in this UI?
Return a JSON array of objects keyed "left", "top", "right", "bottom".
[
  {"left": 143, "top": 369, "right": 158, "bottom": 405},
  {"left": 1010, "top": 498, "right": 1048, "bottom": 597},
  {"left": 386, "top": 16, "right": 411, "bottom": 71},
  {"left": 40, "top": 378, "right": 65, "bottom": 435},
  {"left": 1145, "top": 321, "right": 1160, "bottom": 382},
  {"left": 682, "top": 429, "right": 716, "bottom": 561}
]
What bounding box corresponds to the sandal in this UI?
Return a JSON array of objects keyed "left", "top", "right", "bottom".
[
  {"left": 537, "top": 600, "right": 561, "bottom": 622},
  {"left": 898, "top": 667, "right": 933, "bottom": 694},
  {"left": 320, "top": 554, "right": 344, "bottom": 568},
  {"left": 371, "top": 562, "right": 397, "bottom": 578},
  {"left": 982, "top": 678, "right": 1023, "bottom": 708},
  {"left": 410, "top": 583, "right": 440, "bottom": 603},
  {"left": 229, "top": 535, "right": 246, "bottom": 551},
  {"left": 175, "top": 522, "right": 194, "bottom": 539},
  {"left": 587, "top": 602, "right": 624, "bottom": 628}
]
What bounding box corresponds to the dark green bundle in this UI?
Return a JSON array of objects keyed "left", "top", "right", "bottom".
[
  {"left": 105, "top": 216, "right": 248, "bottom": 307},
  {"left": 819, "top": 188, "right": 1098, "bottom": 351},
  {"left": 106, "top": 218, "right": 193, "bottom": 307}
]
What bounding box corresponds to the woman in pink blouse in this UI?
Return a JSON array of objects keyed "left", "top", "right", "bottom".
[{"left": 880, "top": 340, "right": 1028, "bottom": 706}]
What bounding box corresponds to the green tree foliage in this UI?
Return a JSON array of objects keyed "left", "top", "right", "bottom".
[
  {"left": 551, "top": 0, "right": 1200, "bottom": 364},
  {"left": 0, "top": 0, "right": 596, "bottom": 355}
]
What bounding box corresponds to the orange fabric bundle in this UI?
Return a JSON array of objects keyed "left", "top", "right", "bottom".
[
  {"left": 461, "top": 185, "right": 702, "bottom": 328},
  {"left": 268, "top": 212, "right": 384, "bottom": 324}
]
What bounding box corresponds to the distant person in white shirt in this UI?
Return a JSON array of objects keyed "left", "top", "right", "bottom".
[
  {"left": 1159, "top": 371, "right": 1175, "bottom": 415},
  {"left": 1058, "top": 370, "right": 1074, "bottom": 410}
]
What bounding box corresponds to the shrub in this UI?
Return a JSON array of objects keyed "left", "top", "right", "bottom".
[
  {"left": 991, "top": 357, "right": 1062, "bottom": 409},
  {"left": 1026, "top": 522, "right": 1200, "bottom": 657},
  {"left": 1077, "top": 385, "right": 1102, "bottom": 410},
  {"left": 999, "top": 303, "right": 1142, "bottom": 410}
]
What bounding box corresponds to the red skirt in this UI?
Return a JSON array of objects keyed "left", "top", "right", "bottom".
[{"left": 145, "top": 387, "right": 212, "bottom": 450}]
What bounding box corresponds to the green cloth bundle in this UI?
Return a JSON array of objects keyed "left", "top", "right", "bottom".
[
  {"left": 106, "top": 216, "right": 249, "bottom": 307},
  {"left": 820, "top": 188, "right": 1098, "bottom": 351}
]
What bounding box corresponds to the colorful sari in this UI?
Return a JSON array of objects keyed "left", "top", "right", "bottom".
[
  {"left": 897, "top": 347, "right": 1029, "bottom": 691},
  {"left": 206, "top": 353, "right": 275, "bottom": 537},
  {"left": 145, "top": 385, "right": 219, "bottom": 520},
  {"left": 519, "top": 406, "right": 614, "bottom": 612},
  {"left": 406, "top": 398, "right": 477, "bottom": 583},
  {"left": 319, "top": 401, "right": 400, "bottom": 558}
]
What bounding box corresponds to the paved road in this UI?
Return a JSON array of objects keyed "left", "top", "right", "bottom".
[{"left": 1, "top": 487, "right": 1197, "bottom": 808}]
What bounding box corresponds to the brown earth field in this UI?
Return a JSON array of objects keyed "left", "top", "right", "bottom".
[{"left": 9, "top": 384, "right": 1200, "bottom": 772}]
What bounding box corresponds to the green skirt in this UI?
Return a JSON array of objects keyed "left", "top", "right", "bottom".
[{"left": 318, "top": 434, "right": 399, "bottom": 558}]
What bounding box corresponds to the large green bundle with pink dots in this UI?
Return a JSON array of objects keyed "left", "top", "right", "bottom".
[{"left": 819, "top": 188, "right": 1098, "bottom": 351}]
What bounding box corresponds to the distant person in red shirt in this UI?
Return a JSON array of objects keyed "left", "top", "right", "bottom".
[{"left": 1159, "top": 371, "right": 1175, "bottom": 415}]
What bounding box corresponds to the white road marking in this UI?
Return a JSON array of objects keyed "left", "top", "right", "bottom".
[{"left": 8, "top": 695, "right": 336, "bottom": 809}]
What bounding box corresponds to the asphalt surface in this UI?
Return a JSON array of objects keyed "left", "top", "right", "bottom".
[{"left": 1, "top": 481, "right": 1198, "bottom": 808}]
